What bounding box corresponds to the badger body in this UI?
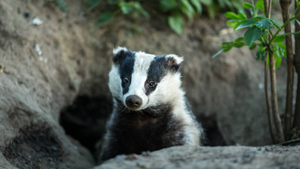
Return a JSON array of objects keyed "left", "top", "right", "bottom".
[{"left": 100, "top": 47, "right": 204, "bottom": 162}]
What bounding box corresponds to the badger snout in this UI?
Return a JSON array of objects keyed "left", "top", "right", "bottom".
[{"left": 125, "top": 95, "right": 142, "bottom": 109}]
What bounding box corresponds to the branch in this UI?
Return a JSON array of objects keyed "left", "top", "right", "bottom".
[
  {"left": 280, "top": 0, "right": 294, "bottom": 140},
  {"left": 293, "top": 0, "right": 300, "bottom": 129}
]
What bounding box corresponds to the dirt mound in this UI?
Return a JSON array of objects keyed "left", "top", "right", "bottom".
[{"left": 95, "top": 145, "right": 300, "bottom": 169}]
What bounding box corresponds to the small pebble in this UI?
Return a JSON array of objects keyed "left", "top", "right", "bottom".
[
  {"left": 32, "top": 17, "right": 43, "bottom": 25},
  {"left": 34, "top": 44, "right": 42, "bottom": 56}
]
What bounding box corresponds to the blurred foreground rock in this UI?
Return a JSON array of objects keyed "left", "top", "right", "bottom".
[{"left": 95, "top": 145, "right": 300, "bottom": 169}]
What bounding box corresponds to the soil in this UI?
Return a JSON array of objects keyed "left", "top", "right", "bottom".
[{"left": 96, "top": 145, "right": 300, "bottom": 169}]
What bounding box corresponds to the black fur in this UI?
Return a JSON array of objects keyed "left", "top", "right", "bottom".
[
  {"left": 145, "top": 56, "right": 168, "bottom": 95},
  {"left": 145, "top": 55, "right": 181, "bottom": 95},
  {"left": 101, "top": 101, "right": 186, "bottom": 161},
  {"left": 113, "top": 49, "right": 133, "bottom": 64},
  {"left": 117, "top": 51, "right": 135, "bottom": 95}
]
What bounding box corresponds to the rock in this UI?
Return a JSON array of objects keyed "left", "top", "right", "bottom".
[{"left": 94, "top": 145, "right": 300, "bottom": 169}]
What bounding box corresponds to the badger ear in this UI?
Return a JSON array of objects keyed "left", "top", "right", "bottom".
[
  {"left": 166, "top": 54, "right": 184, "bottom": 72},
  {"left": 112, "top": 47, "right": 129, "bottom": 64}
]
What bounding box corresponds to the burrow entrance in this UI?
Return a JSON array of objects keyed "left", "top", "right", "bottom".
[{"left": 59, "top": 95, "right": 112, "bottom": 157}]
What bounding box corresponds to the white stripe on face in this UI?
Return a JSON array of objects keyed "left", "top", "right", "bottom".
[{"left": 123, "top": 52, "right": 155, "bottom": 110}]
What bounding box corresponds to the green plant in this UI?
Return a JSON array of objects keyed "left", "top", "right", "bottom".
[
  {"left": 87, "top": 0, "right": 150, "bottom": 26},
  {"left": 55, "top": 0, "right": 68, "bottom": 12},
  {"left": 213, "top": 0, "right": 300, "bottom": 143},
  {"left": 159, "top": 0, "right": 241, "bottom": 34}
]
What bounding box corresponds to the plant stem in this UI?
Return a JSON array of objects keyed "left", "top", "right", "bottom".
[
  {"left": 280, "top": 0, "right": 294, "bottom": 140},
  {"left": 264, "top": 0, "right": 285, "bottom": 143},
  {"left": 269, "top": 51, "right": 285, "bottom": 142},
  {"left": 294, "top": 0, "right": 300, "bottom": 130},
  {"left": 252, "top": 0, "right": 257, "bottom": 17},
  {"left": 265, "top": 61, "right": 276, "bottom": 143}
]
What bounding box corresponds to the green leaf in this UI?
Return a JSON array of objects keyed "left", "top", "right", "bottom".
[
  {"left": 233, "top": 42, "right": 245, "bottom": 48},
  {"left": 235, "top": 20, "right": 257, "bottom": 30},
  {"left": 270, "top": 19, "right": 281, "bottom": 30},
  {"left": 244, "top": 26, "right": 263, "bottom": 46},
  {"left": 255, "top": 0, "right": 265, "bottom": 12},
  {"left": 233, "top": 38, "right": 245, "bottom": 48},
  {"left": 212, "top": 49, "right": 223, "bottom": 58},
  {"left": 133, "top": 2, "right": 150, "bottom": 18},
  {"left": 275, "top": 43, "right": 287, "bottom": 57},
  {"left": 180, "top": 0, "right": 195, "bottom": 19},
  {"left": 256, "top": 50, "right": 262, "bottom": 60},
  {"left": 238, "top": 13, "right": 247, "bottom": 20},
  {"left": 201, "top": 0, "right": 212, "bottom": 5},
  {"left": 242, "top": 2, "right": 253, "bottom": 9},
  {"left": 261, "top": 54, "right": 266, "bottom": 61},
  {"left": 87, "top": 0, "right": 101, "bottom": 10},
  {"left": 252, "top": 16, "right": 264, "bottom": 21},
  {"left": 207, "top": 5, "right": 216, "bottom": 19},
  {"left": 297, "top": 0, "right": 300, "bottom": 7},
  {"left": 227, "top": 20, "right": 239, "bottom": 27},
  {"left": 168, "top": 14, "right": 185, "bottom": 34},
  {"left": 296, "top": 19, "right": 300, "bottom": 26},
  {"left": 96, "top": 12, "right": 114, "bottom": 26},
  {"left": 55, "top": 0, "right": 67, "bottom": 12},
  {"left": 255, "top": 18, "right": 272, "bottom": 29},
  {"left": 160, "top": 0, "right": 178, "bottom": 12},
  {"left": 190, "top": 0, "right": 202, "bottom": 13},
  {"left": 119, "top": 1, "right": 133, "bottom": 14},
  {"left": 273, "top": 36, "right": 285, "bottom": 43},
  {"left": 235, "top": 37, "right": 244, "bottom": 43},
  {"left": 222, "top": 42, "right": 234, "bottom": 51},
  {"left": 249, "top": 43, "right": 257, "bottom": 50},
  {"left": 275, "top": 54, "right": 282, "bottom": 68},
  {"left": 224, "top": 12, "right": 240, "bottom": 19}
]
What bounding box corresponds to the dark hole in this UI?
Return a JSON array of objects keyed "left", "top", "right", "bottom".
[
  {"left": 198, "top": 115, "right": 227, "bottom": 146},
  {"left": 59, "top": 95, "right": 112, "bottom": 156},
  {"left": 23, "top": 12, "right": 30, "bottom": 18}
]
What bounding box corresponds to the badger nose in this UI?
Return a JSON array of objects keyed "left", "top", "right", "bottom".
[{"left": 126, "top": 95, "right": 142, "bottom": 109}]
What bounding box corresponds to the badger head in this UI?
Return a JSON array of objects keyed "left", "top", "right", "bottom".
[{"left": 108, "top": 47, "right": 183, "bottom": 111}]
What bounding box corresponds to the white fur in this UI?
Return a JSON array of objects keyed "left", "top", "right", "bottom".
[
  {"left": 166, "top": 54, "right": 184, "bottom": 65},
  {"left": 108, "top": 65, "right": 122, "bottom": 101},
  {"left": 113, "top": 46, "right": 128, "bottom": 56}
]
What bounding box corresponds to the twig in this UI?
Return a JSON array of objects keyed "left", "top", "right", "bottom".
[{"left": 276, "top": 138, "right": 300, "bottom": 146}]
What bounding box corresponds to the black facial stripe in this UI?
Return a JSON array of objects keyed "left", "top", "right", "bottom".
[
  {"left": 119, "top": 52, "right": 136, "bottom": 95},
  {"left": 145, "top": 55, "right": 168, "bottom": 95}
]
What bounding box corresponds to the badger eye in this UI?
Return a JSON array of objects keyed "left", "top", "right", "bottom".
[
  {"left": 124, "top": 78, "right": 129, "bottom": 84},
  {"left": 148, "top": 81, "right": 156, "bottom": 87}
]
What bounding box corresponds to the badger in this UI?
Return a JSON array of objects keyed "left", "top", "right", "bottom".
[{"left": 100, "top": 47, "right": 204, "bottom": 162}]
